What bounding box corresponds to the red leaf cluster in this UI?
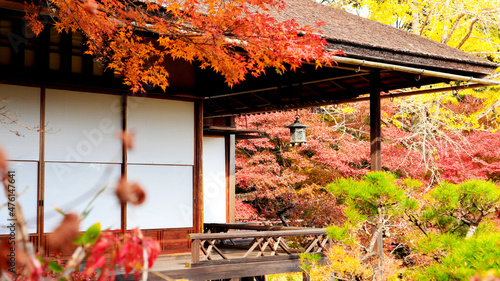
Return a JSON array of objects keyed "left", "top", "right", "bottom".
[
  {"left": 234, "top": 100, "right": 500, "bottom": 226},
  {"left": 84, "top": 229, "right": 160, "bottom": 280},
  {"left": 438, "top": 131, "right": 500, "bottom": 183},
  {"left": 235, "top": 199, "right": 261, "bottom": 220}
]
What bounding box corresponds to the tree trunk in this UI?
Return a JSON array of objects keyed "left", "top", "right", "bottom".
[
  {"left": 368, "top": 224, "right": 382, "bottom": 255},
  {"left": 466, "top": 224, "right": 478, "bottom": 239},
  {"left": 368, "top": 209, "right": 384, "bottom": 255},
  {"left": 411, "top": 0, "right": 419, "bottom": 34}
]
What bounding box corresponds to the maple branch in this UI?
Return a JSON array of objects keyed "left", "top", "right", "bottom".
[{"left": 0, "top": 104, "right": 42, "bottom": 135}]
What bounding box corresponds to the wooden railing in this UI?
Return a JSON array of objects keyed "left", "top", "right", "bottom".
[{"left": 188, "top": 224, "right": 331, "bottom": 266}]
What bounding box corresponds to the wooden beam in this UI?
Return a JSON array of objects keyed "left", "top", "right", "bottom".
[
  {"left": 189, "top": 228, "right": 326, "bottom": 240},
  {"left": 203, "top": 223, "right": 307, "bottom": 231},
  {"left": 251, "top": 93, "right": 278, "bottom": 108},
  {"left": 229, "top": 97, "right": 252, "bottom": 110},
  {"left": 206, "top": 73, "right": 369, "bottom": 100},
  {"left": 191, "top": 238, "right": 200, "bottom": 263},
  {"left": 191, "top": 254, "right": 304, "bottom": 267},
  {"left": 370, "top": 71, "right": 381, "bottom": 171},
  {"left": 207, "top": 80, "right": 494, "bottom": 118}
]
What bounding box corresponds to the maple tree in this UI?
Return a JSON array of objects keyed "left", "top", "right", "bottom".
[
  {"left": 235, "top": 109, "right": 369, "bottom": 226},
  {"left": 382, "top": 94, "right": 500, "bottom": 184},
  {"left": 25, "top": 0, "right": 340, "bottom": 93},
  {"left": 234, "top": 101, "right": 500, "bottom": 226}
]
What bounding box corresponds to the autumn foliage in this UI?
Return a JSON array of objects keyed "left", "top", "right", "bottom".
[
  {"left": 234, "top": 92, "right": 500, "bottom": 279},
  {"left": 25, "top": 0, "right": 340, "bottom": 93},
  {"left": 235, "top": 94, "right": 500, "bottom": 226}
]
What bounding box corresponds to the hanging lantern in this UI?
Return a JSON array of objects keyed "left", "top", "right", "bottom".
[{"left": 286, "top": 117, "right": 309, "bottom": 146}]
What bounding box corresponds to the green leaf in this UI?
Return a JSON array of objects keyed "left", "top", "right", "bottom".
[
  {"left": 74, "top": 222, "right": 101, "bottom": 245},
  {"left": 37, "top": 256, "right": 46, "bottom": 266},
  {"left": 48, "top": 261, "right": 63, "bottom": 274},
  {"left": 300, "top": 253, "right": 321, "bottom": 262}
]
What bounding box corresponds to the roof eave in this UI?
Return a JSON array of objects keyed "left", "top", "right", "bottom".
[{"left": 326, "top": 40, "right": 499, "bottom": 77}]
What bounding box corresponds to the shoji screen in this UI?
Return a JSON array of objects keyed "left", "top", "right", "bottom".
[
  {"left": 44, "top": 90, "right": 122, "bottom": 232},
  {"left": 126, "top": 97, "right": 194, "bottom": 229},
  {"left": 0, "top": 85, "right": 40, "bottom": 234},
  {"left": 203, "top": 136, "right": 227, "bottom": 223}
]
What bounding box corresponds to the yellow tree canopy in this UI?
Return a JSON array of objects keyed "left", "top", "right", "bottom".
[{"left": 328, "top": 0, "right": 500, "bottom": 130}]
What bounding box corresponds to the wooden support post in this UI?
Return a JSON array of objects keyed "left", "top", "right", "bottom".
[
  {"left": 369, "top": 71, "right": 383, "bottom": 280},
  {"left": 194, "top": 100, "right": 204, "bottom": 234},
  {"left": 227, "top": 134, "right": 236, "bottom": 223},
  {"left": 120, "top": 93, "right": 127, "bottom": 232},
  {"left": 370, "top": 71, "right": 381, "bottom": 172},
  {"left": 191, "top": 238, "right": 200, "bottom": 264},
  {"left": 37, "top": 86, "right": 46, "bottom": 252}
]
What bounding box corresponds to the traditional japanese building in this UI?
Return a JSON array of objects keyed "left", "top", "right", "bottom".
[{"left": 0, "top": 0, "right": 498, "bottom": 279}]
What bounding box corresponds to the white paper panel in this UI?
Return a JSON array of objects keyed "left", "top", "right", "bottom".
[
  {"left": 0, "top": 84, "right": 40, "bottom": 161},
  {"left": 203, "top": 137, "right": 227, "bottom": 223},
  {"left": 44, "top": 163, "right": 121, "bottom": 232},
  {"left": 0, "top": 161, "right": 38, "bottom": 234},
  {"left": 127, "top": 97, "right": 194, "bottom": 165},
  {"left": 127, "top": 165, "right": 193, "bottom": 229},
  {"left": 45, "top": 90, "right": 122, "bottom": 163}
]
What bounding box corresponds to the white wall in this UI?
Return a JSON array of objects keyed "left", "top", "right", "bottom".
[
  {"left": 126, "top": 165, "right": 193, "bottom": 229},
  {"left": 43, "top": 90, "right": 123, "bottom": 232},
  {"left": 0, "top": 162, "right": 38, "bottom": 234},
  {"left": 0, "top": 86, "right": 197, "bottom": 234},
  {"left": 44, "top": 163, "right": 121, "bottom": 232},
  {"left": 203, "top": 136, "right": 227, "bottom": 223},
  {"left": 0, "top": 85, "right": 40, "bottom": 234},
  {"left": 0, "top": 84, "right": 40, "bottom": 160},
  {"left": 126, "top": 96, "right": 195, "bottom": 229},
  {"left": 127, "top": 97, "right": 194, "bottom": 165},
  {"left": 45, "top": 89, "right": 122, "bottom": 163}
]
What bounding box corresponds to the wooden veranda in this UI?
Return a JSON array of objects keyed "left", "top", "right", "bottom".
[
  {"left": 1, "top": 0, "right": 499, "bottom": 280},
  {"left": 117, "top": 224, "right": 331, "bottom": 281}
]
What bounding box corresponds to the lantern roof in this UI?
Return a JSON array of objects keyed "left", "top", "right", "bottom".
[{"left": 286, "top": 117, "right": 309, "bottom": 129}]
